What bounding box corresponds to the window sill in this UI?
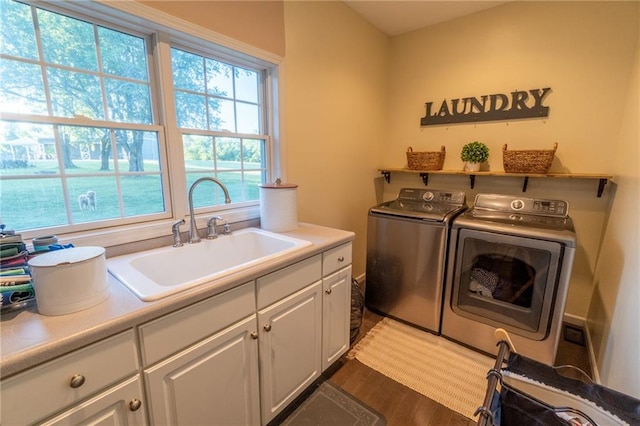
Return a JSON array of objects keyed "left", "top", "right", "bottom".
[{"left": 49, "top": 206, "right": 260, "bottom": 255}]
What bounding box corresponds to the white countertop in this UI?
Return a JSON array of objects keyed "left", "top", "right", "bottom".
[{"left": 0, "top": 223, "right": 355, "bottom": 378}]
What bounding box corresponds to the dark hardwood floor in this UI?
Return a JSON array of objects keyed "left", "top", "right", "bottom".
[{"left": 326, "top": 309, "right": 593, "bottom": 426}]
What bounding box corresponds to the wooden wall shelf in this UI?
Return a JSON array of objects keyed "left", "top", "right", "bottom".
[{"left": 378, "top": 168, "right": 613, "bottom": 197}]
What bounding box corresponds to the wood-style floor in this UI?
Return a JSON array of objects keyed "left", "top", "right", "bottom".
[{"left": 326, "top": 309, "right": 593, "bottom": 426}]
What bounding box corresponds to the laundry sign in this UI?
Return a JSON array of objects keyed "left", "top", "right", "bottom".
[{"left": 420, "top": 88, "right": 551, "bottom": 126}]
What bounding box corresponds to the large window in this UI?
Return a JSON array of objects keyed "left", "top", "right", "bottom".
[{"left": 0, "top": 0, "right": 274, "bottom": 236}]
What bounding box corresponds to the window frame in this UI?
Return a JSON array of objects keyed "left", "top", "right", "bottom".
[{"left": 1, "top": 0, "right": 282, "bottom": 247}]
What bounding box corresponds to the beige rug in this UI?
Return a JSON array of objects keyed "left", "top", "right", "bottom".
[{"left": 347, "top": 317, "right": 494, "bottom": 420}]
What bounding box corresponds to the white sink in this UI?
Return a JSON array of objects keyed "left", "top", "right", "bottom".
[{"left": 107, "top": 227, "right": 311, "bottom": 301}]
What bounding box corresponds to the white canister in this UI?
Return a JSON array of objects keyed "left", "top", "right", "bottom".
[
  {"left": 28, "top": 247, "right": 109, "bottom": 316},
  {"left": 259, "top": 179, "right": 299, "bottom": 232}
]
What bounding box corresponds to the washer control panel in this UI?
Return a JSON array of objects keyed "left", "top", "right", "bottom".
[
  {"left": 474, "top": 194, "right": 569, "bottom": 217},
  {"left": 397, "top": 188, "right": 466, "bottom": 206}
]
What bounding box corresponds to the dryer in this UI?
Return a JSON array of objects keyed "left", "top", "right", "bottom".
[{"left": 442, "top": 194, "right": 576, "bottom": 365}]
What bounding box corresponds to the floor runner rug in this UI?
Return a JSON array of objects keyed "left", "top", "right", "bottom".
[
  {"left": 281, "top": 381, "right": 386, "bottom": 426},
  {"left": 347, "top": 317, "right": 494, "bottom": 420}
]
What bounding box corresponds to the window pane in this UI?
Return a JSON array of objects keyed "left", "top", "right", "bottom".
[
  {"left": 243, "top": 139, "right": 264, "bottom": 170},
  {"left": 121, "top": 175, "right": 164, "bottom": 216},
  {"left": 175, "top": 91, "right": 206, "bottom": 129},
  {"left": 209, "top": 98, "right": 235, "bottom": 132},
  {"left": 112, "top": 130, "right": 161, "bottom": 173},
  {"left": 0, "top": 178, "right": 68, "bottom": 230},
  {"left": 38, "top": 8, "right": 98, "bottom": 71},
  {"left": 236, "top": 102, "right": 260, "bottom": 134},
  {"left": 235, "top": 68, "right": 258, "bottom": 103},
  {"left": 183, "top": 134, "right": 213, "bottom": 172},
  {"left": 69, "top": 176, "right": 119, "bottom": 223},
  {"left": 206, "top": 59, "right": 233, "bottom": 97},
  {"left": 0, "top": 0, "right": 38, "bottom": 60},
  {"left": 171, "top": 48, "right": 204, "bottom": 92},
  {"left": 0, "top": 122, "right": 58, "bottom": 175},
  {"left": 47, "top": 68, "right": 103, "bottom": 119},
  {"left": 217, "top": 171, "right": 259, "bottom": 203},
  {"left": 0, "top": 59, "right": 48, "bottom": 115},
  {"left": 216, "top": 137, "right": 241, "bottom": 167},
  {"left": 105, "top": 79, "right": 152, "bottom": 124},
  {"left": 98, "top": 27, "right": 148, "bottom": 81}
]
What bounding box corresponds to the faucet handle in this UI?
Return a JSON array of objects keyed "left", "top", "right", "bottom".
[
  {"left": 206, "top": 216, "right": 223, "bottom": 239},
  {"left": 223, "top": 223, "right": 232, "bottom": 235},
  {"left": 171, "top": 219, "right": 185, "bottom": 247}
]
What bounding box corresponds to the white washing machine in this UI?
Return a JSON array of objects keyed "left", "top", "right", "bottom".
[{"left": 441, "top": 194, "right": 576, "bottom": 365}]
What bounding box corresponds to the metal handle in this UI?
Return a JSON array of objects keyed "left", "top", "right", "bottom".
[
  {"left": 129, "top": 399, "right": 142, "bottom": 412},
  {"left": 325, "top": 288, "right": 332, "bottom": 295},
  {"left": 263, "top": 324, "right": 272, "bottom": 332},
  {"left": 337, "top": 256, "right": 345, "bottom": 262},
  {"left": 171, "top": 219, "right": 185, "bottom": 231},
  {"left": 69, "top": 374, "right": 85, "bottom": 388},
  {"left": 251, "top": 331, "right": 259, "bottom": 339}
]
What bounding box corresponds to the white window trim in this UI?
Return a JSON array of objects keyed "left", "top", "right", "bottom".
[{"left": 14, "top": 0, "right": 283, "bottom": 249}]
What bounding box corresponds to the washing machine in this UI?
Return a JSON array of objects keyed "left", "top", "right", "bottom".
[
  {"left": 441, "top": 194, "right": 576, "bottom": 365},
  {"left": 365, "top": 188, "right": 466, "bottom": 333}
]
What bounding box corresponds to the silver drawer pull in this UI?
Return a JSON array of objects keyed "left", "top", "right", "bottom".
[
  {"left": 264, "top": 324, "right": 272, "bottom": 332},
  {"left": 337, "top": 256, "right": 345, "bottom": 262},
  {"left": 250, "top": 331, "right": 259, "bottom": 339},
  {"left": 69, "top": 374, "right": 85, "bottom": 389},
  {"left": 129, "top": 399, "right": 142, "bottom": 411}
]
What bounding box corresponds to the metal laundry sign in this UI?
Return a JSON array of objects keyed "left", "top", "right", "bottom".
[{"left": 420, "top": 88, "right": 551, "bottom": 126}]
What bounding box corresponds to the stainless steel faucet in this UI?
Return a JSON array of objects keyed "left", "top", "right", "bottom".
[
  {"left": 206, "top": 216, "right": 223, "bottom": 239},
  {"left": 188, "top": 177, "right": 231, "bottom": 244}
]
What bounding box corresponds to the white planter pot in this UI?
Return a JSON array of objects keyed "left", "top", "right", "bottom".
[{"left": 464, "top": 161, "right": 481, "bottom": 172}]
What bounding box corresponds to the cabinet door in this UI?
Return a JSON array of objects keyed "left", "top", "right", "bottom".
[
  {"left": 144, "top": 315, "right": 260, "bottom": 426},
  {"left": 258, "top": 281, "right": 322, "bottom": 425},
  {"left": 322, "top": 265, "right": 352, "bottom": 371},
  {"left": 40, "top": 375, "right": 146, "bottom": 426}
]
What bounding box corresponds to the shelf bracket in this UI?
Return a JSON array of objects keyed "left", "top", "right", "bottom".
[
  {"left": 419, "top": 173, "right": 429, "bottom": 186},
  {"left": 469, "top": 175, "right": 476, "bottom": 189},
  {"left": 381, "top": 170, "right": 391, "bottom": 184},
  {"left": 597, "top": 178, "right": 607, "bottom": 197},
  {"left": 522, "top": 177, "right": 529, "bottom": 193}
]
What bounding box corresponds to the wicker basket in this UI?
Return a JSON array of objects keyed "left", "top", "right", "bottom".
[
  {"left": 502, "top": 142, "right": 557, "bottom": 174},
  {"left": 406, "top": 146, "right": 446, "bottom": 170}
]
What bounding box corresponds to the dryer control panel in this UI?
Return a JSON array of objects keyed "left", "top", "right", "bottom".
[{"left": 474, "top": 194, "right": 569, "bottom": 217}]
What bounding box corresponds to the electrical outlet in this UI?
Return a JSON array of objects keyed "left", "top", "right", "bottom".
[{"left": 564, "top": 324, "right": 586, "bottom": 346}]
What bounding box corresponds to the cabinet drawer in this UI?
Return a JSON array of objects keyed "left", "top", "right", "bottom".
[
  {"left": 139, "top": 281, "right": 255, "bottom": 366},
  {"left": 1, "top": 330, "right": 138, "bottom": 425},
  {"left": 257, "top": 255, "right": 321, "bottom": 310},
  {"left": 322, "top": 243, "right": 352, "bottom": 276}
]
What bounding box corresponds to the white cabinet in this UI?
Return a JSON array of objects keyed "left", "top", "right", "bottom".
[
  {"left": 144, "top": 315, "right": 260, "bottom": 425},
  {"left": 0, "top": 330, "right": 141, "bottom": 425},
  {"left": 258, "top": 281, "right": 322, "bottom": 424},
  {"left": 40, "top": 375, "right": 146, "bottom": 426},
  {"left": 322, "top": 265, "right": 352, "bottom": 371}
]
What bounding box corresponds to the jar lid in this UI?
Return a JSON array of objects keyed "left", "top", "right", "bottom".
[
  {"left": 259, "top": 178, "right": 298, "bottom": 189},
  {"left": 28, "top": 246, "right": 105, "bottom": 268}
]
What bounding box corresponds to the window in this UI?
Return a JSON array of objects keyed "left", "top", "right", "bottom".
[{"left": 0, "top": 0, "right": 275, "bottom": 237}]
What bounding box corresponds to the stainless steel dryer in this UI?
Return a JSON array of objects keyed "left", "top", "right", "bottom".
[
  {"left": 442, "top": 194, "right": 576, "bottom": 365},
  {"left": 365, "top": 188, "right": 466, "bottom": 333}
]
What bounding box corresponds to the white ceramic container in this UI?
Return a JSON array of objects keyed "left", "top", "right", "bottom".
[
  {"left": 28, "top": 246, "right": 109, "bottom": 316},
  {"left": 259, "top": 179, "right": 299, "bottom": 232}
]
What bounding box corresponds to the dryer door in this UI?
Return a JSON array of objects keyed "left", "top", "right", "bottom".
[{"left": 450, "top": 228, "right": 563, "bottom": 340}]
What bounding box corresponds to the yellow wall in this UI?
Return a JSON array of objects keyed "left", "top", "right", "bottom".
[
  {"left": 281, "top": 1, "right": 389, "bottom": 276},
  {"left": 383, "top": 1, "right": 638, "bottom": 321},
  {"left": 138, "top": 0, "right": 285, "bottom": 57},
  {"left": 588, "top": 17, "right": 640, "bottom": 398}
]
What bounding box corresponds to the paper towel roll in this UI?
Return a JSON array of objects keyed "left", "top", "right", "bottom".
[{"left": 259, "top": 180, "right": 298, "bottom": 232}]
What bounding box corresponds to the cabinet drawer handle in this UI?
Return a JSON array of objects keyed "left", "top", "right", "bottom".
[
  {"left": 337, "top": 256, "right": 345, "bottom": 262},
  {"left": 251, "top": 331, "right": 259, "bottom": 339},
  {"left": 264, "top": 324, "right": 272, "bottom": 332},
  {"left": 129, "top": 398, "right": 142, "bottom": 412},
  {"left": 69, "top": 374, "right": 85, "bottom": 389},
  {"left": 325, "top": 288, "right": 332, "bottom": 295}
]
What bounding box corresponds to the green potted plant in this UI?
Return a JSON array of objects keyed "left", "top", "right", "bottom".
[{"left": 460, "top": 141, "right": 489, "bottom": 172}]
